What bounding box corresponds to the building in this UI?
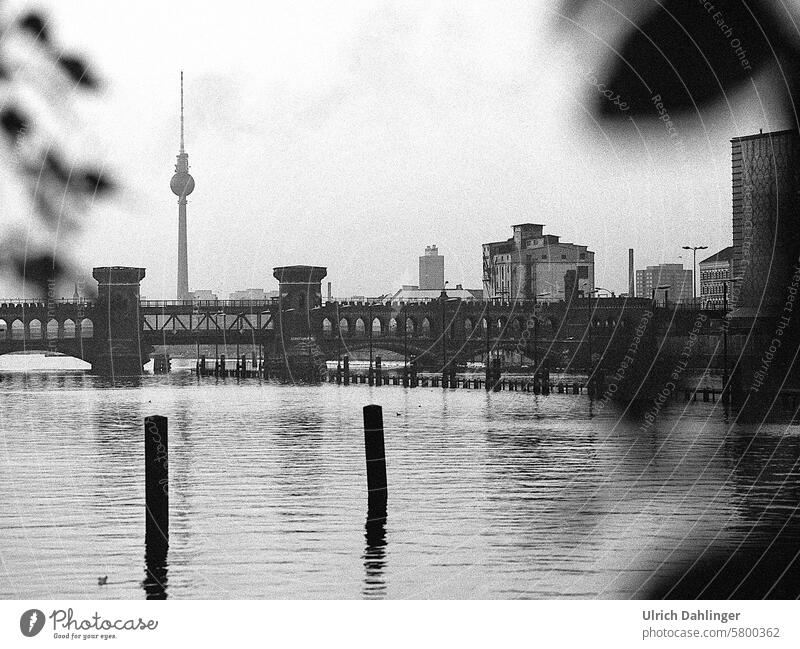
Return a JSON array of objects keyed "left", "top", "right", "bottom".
[
  {"left": 482, "top": 224, "right": 594, "bottom": 302},
  {"left": 390, "top": 284, "right": 483, "bottom": 303},
  {"left": 228, "top": 288, "right": 278, "bottom": 301},
  {"left": 419, "top": 245, "right": 445, "bottom": 290},
  {"left": 189, "top": 289, "right": 218, "bottom": 301},
  {"left": 699, "top": 246, "right": 735, "bottom": 308},
  {"left": 731, "top": 129, "right": 800, "bottom": 311},
  {"left": 169, "top": 72, "right": 195, "bottom": 301},
  {"left": 635, "top": 264, "right": 692, "bottom": 303}
]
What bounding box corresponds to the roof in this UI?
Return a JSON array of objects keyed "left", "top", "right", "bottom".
[
  {"left": 730, "top": 129, "right": 797, "bottom": 143},
  {"left": 699, "top": 246, "right": 733, "bottom": 265},
  {"left": 390, "top": 287, "right": 481, "bottom": 301}
]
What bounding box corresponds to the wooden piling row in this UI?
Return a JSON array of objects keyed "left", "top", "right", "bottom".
[{"left": 322, "top": 372, "right": 585, "bottom": 394}]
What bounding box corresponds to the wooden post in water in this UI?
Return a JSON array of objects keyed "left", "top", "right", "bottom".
[
  {"left": 363, "top": 405, "right": 388, "bottom": 515},
  {"left": 343, "top": 355, "right": 350, "bottom": 385},
  {"left": 144, "top": 416, "right": 169, "bottom": 552},
  {"left": 220, "top": 354, "right": 226, "bottom": 377}
]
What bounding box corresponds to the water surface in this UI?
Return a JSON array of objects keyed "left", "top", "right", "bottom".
[{"left": 1, "top": 372, "right": 798, "bottom": 599}]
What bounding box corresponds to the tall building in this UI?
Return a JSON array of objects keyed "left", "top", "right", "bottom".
[
  {"left": 731, "top": 129, "right": 800, "bottom": 312},
  {"left": 482, "top": 224, "right": 594, "bottom": 302},
  {"left": 170, "top": 71, "right": 195, "bottom": 301},
  {"left": 699, "top": 246, "right": 735, "bottom": 308},
  {"left": 419, "top": 245, "right": 445, "bottom": 290},
  {"left": 635, "top": 263, "right": 692, "bottom": 302}
]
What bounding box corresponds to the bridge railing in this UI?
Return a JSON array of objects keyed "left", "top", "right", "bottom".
[
  {"left": 321, "top": 296, "right": 656, "bottom": 309},
  {"left": 140, "top": 299, "right": 280, "bottom": 308},
  {"left": 0, "top": 298, "right": 95, "bottom": 308}
]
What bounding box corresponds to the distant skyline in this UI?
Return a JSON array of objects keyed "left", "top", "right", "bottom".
[{"left": 1, "top": 1, "right": 792, "bottom": 299}]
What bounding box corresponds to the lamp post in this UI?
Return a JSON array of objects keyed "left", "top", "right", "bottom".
[
  {"left": 721, "top": 276, "right": 742, "bottom": 402},
  {"left": 682, "top": 245, "right": 708, "bottom": 306},
  {"left": 368, "top": 301, "right": 374, "bottom": 385},
  {"left": 440, "top": 282, "right": 449, "bottom": 386},
  {"left": 402, "top": 302, "right": 408, "bottom": 386},
  {"left": 484, "top": 310, "right": 491, "bottom": 389},
  {"left": 533, "top": 291, "right": 551, "bottom": 371}
]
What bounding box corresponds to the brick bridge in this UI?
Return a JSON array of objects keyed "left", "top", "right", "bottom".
[{"left": 0, "top": 265, "right": 726, "bottom": 377}]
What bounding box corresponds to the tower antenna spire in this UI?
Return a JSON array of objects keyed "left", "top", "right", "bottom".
[{"left": 180, "top": 70, "right": 185, "bottom": 153}]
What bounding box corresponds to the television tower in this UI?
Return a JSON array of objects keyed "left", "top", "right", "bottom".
[{"left": 170, "top": 71, "right": 195, "bottom": 301}]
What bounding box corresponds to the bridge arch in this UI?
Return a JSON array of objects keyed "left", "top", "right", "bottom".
[
  {"left": 354, "top": 318, "right": 366, "bottom": 336},
  {"left": 0, "top": 319, "right": 6, "bottom": 339},
  {"left": 29, "top": 319, "right": 42, "bottom": 339},
  {"left": 405, "top": 317, "right": 416, "bottom": 336},
  {"left": 11, "top": 319, "right": 23, "bottom": 339},
  {"left": 388, "top": 318, "right": 398, "bottom": 335},
  {"left": 420, "top": 317, "right": 431, "bottom": 337},
  {"left": 63, "top": 319, "right": 76, "bottom": 339},
  {"left": 322, "top": 317, "right": 334, "bottom": 338},
  {"left": 371, "top": 317, "right": 383, "bottom": 336},
  {"left": 464, "top": 317, "right": 474, "bottom": 337},
  {"left": 80, "top": 318, "right": 93, "bottom": 338},
  {"left": 46, "top": 318, "right": 59, "bottom": 339},
  {"left": 339, "top": 317, "right": 350, "bottom": 336}
]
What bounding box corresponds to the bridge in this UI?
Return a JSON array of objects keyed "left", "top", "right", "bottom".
[{"left": 0, "top": 265, "right": 727, "bottom": 379}]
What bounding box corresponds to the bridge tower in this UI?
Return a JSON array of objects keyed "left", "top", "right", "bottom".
[
  {"left": 273, "top": 265, "right": 328, "bottom": 315},
  {"left": 170, "top": 71, "right": 195, "bottom": 301},
  {"left": 92, "top": 267, "right": 147, "bottom": 376},
  {"left": 272, "top": 266, "right": 327, "bottom": 380}
]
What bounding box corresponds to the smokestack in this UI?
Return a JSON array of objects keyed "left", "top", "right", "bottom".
[
  {"left": 628, "top": 249, "right": 635, "bottom": 297},
  {"left": 327, "top": 281, "right": 332, "bottom": 301}
]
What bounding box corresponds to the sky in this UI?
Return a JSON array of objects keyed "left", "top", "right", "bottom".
[{"left": 0, "top": 0, "right": 794, "bottom": 299}]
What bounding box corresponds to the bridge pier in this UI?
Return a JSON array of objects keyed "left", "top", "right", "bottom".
[{"left": 91, "top": 267, "right": 147, "bottom": 377}]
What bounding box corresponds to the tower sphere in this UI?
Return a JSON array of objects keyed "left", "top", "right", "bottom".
[{"left": 171, "top": 171, "right": 195, "bottom": 196}]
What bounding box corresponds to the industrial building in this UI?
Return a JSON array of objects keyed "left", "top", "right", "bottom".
[{"left": 482, "top": 224, "right": 595, "bottom": 302}]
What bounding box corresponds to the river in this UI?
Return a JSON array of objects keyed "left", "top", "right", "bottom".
[{"left": 1, "top": 366, "right": 798, "bottom": 599}]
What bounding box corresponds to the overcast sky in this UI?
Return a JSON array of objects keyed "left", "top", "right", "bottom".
[{"left": 1, "top": 1, "right": 792, "bottom": 299}]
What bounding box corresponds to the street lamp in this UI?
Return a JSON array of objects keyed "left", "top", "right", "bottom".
[
  {"left": 721, "top": 276, "right": 742, "bottom": 402},
  {"left": 441, "top": 282, "right": 449, "bottom": 386},
  {"left": 682, "top": 245, "right": 708, "bottom": 305},
  {"left": 368, "top": 301, "right": 374, "bottom": 385},
  {"left": 533, "top": 291, "right": 551, "bottom": 370},
  {"left": 402, "top": 302, "right": 408, "bottom": 386}
]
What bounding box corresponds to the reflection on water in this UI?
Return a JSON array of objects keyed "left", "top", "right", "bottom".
[
  {"left": 143, "top": 543, "right": 168, "bottom": 600},
  {"left": 1, "top": 372, "right": 799, "bottom": 599},
  {"left": 363, "top": 511, "right": 387, "bottom": 599}
]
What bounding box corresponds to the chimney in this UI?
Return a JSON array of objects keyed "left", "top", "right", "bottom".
[
  {"left": 628, "top": 248, "right": 635, "bottom": 297},
  {"left": 327, "top": 281, "right": 332, "bottom": 301}
]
